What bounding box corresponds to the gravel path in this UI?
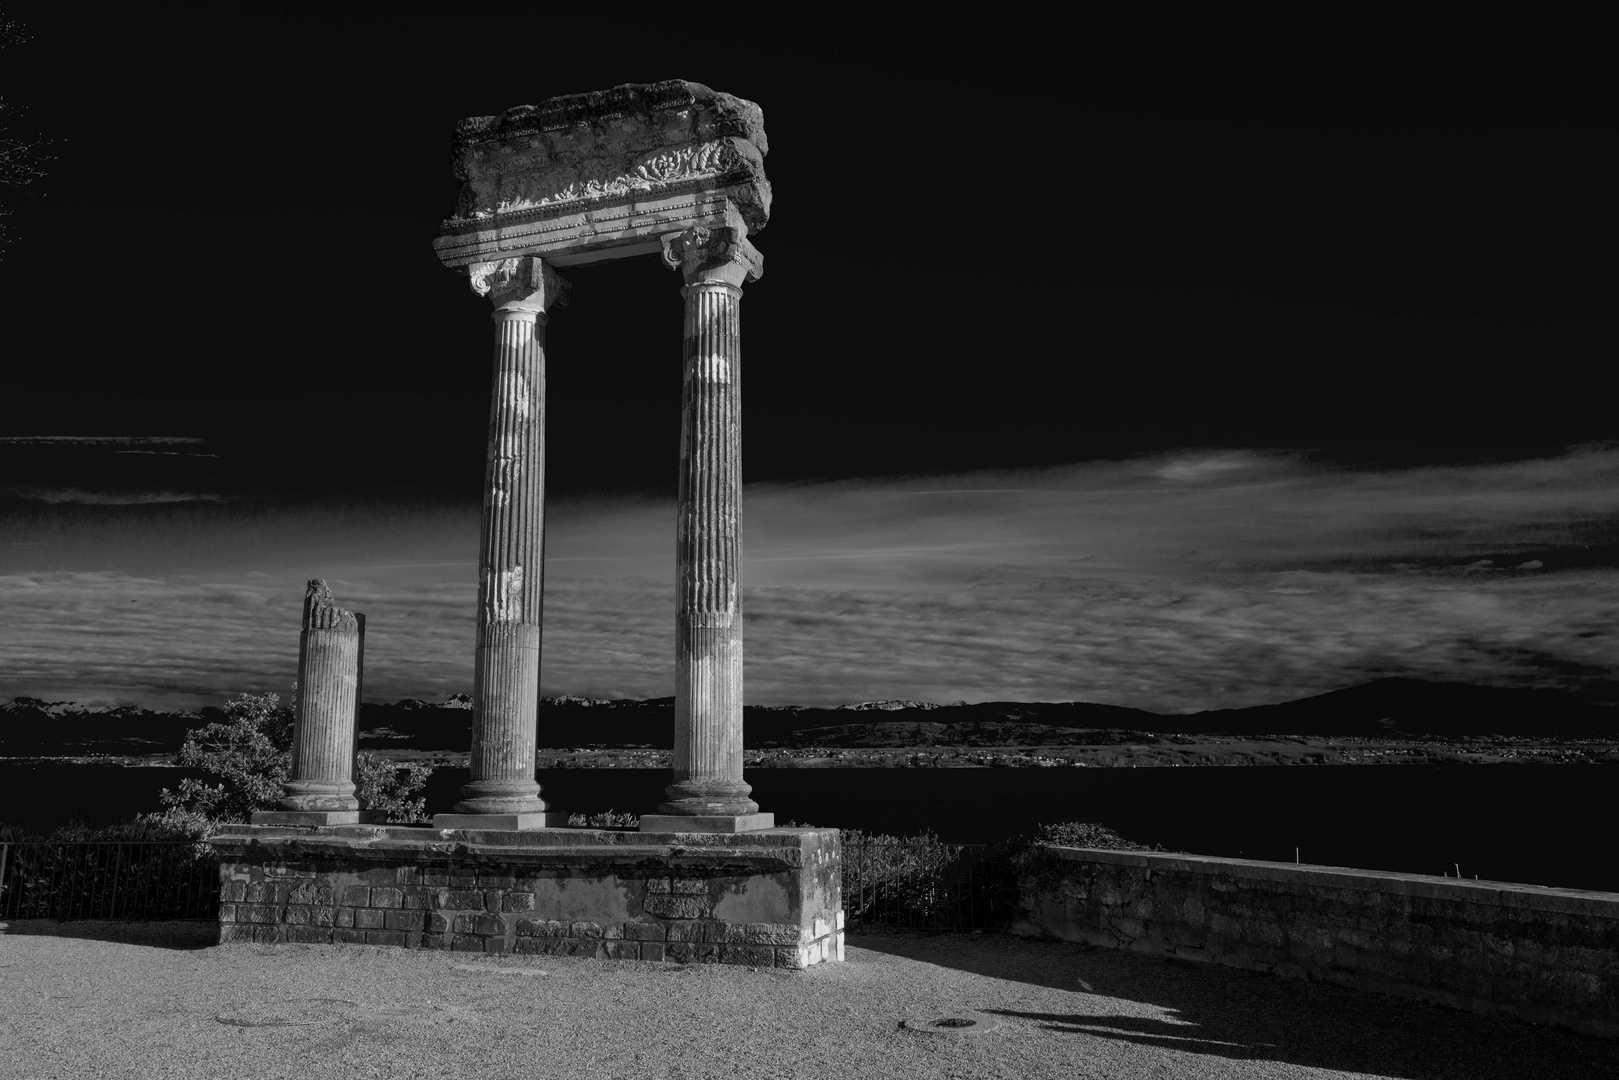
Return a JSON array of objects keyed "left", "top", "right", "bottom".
[{"left": 2, "top": 921, "right": 1614, "bottom": 1080}]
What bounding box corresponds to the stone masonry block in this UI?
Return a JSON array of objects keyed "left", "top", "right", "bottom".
[
  {"left": 644, "top": 895, "right": 708, "bottom": 920},
  {"left": 367, "top": 930, "right": 408, "bottom": 947},
  {"left": 440, "top": 889, "right": 484, "bottom": 910},
  {"left": 422, "top": 869, "right": 450, "bottom": 886},
  {"left": 646, "top": 877, "right": 673, "bottom": 895},
  {"left": 570, "top": 921, "right": 604, "bottom": 938},
  {"left": 640, "top": 941, "right": 666, "bottom": 963},
  {"left": 219, "top": 925, "right": 255, "bottom": 944},
  {"left": 669, "top": 878, "right": 709, "bottom": 895},
  {"left": 289, "top": 884, "right": 334, "bottom": 905},
  {"left": 286, "top": 926, "right": 332, "bottom": 945},
  {"left": 484, "top": 936, "right": 510, "bottom": 955},
  {"left": 474, "top": 913, "right": 504, "bottom": 937},
  {"left": 252, "top": 926, "right": 281, "bottom": 943},
  {"left": 242, "top": 904, "right": 278, "bottom": 925},
  {"left": 502, "top": 892, "right": 536, "bottom": 912},
  {"left": 720, "top": 945, "right": 777, "bottom": 967},
  {"left": 331, "top": 928, "right": 367, "bottom": 944},
  {"left": 335, "top": 907, "right": 355, "bottom": 928},
  {"left": 664, "top": 921, "right": 708, "bottom": 943},
  {"left": 420, "top": 932, "right": 447, "bottom": 950},
  {"left": 244, "top": 883, "right": 268, "bottom": 904},
  {"left": 341, "top": 885, "right": 371, "bottom": 907},
  {"left": 450, "top": 935, "right": 486, "bottom": 952},
  {"left": 220, "top": 881, "right": 247, "bottom": 902},
  {"left": 371, "top": 887, "right": 403, "bottom": 909},
  {"left": 516, "top": 918, "right": 568, "bottom": 938},
  {"left": 396, "top": 865, "right": 423, "bottom": 885},
  {"left": 666, "top": 942, "right": 719, "bottom": 964},
  {"left": 775, "top": 947, "right": 805, "bottom": 970},
  {"left": 557, "top": 939, "right": 606, "bottom": 959},
  {"left": 450, "top": 871, "right": 479, "bottom": 887},
  {"left": 718, "top": 923, "right": 750, "bottom": 945},
  {"left": 453, "top": 913, "right": 479, "bottom": 934},
  {"left": 513, "top": 938, "right": 546, "bottom": 955},
  {"left": 606, "top": 941, "right": 639, "bottom": 961},
  {"left": 218, "top": 903, "right": 237, "bottom": 924},
  {"left": 283, "top": 905, "right": 312, "bottom": 926},
  {"left": 312, "top": 907, "right": 336, "bottom": 927},
  {"left": 426, "top": 912, "right": 450, "bottom": 933},
  {"left": 745, "top": 923, "right": 802, "bottom": 946},
  {"left": 480, "top": 874, "right": 517, "bottom": 888},
  {"left": 385, "top": 909, "right": 425, "bottom": 932},
  {"left": 625, "top": 922, "right": 667, "bottom": 941},
  {"left": 355, "top": 909, "right": 386, "bottom": 930},
  {"left": 402, "top": 887, "right": 432, "bottom": 910}
]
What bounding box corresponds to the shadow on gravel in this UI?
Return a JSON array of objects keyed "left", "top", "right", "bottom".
[
  {"left": 852, "top": 929, "right": 1619, "bottom": 1080},
  {"left": 0, "top": 919, "right": 217, "bottom": 950}
]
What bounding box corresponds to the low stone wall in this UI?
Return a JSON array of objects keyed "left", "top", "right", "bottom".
[
  {"left": 1014, "top": 846, "right": 1618, "bottom": 1039},
  {"left": 212, "top": 826, "right": 843, "bottom": 970}
]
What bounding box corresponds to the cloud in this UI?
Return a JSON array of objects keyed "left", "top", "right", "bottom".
[{"left": 1, "top": 446, "right": 1615, "bottom": 711}]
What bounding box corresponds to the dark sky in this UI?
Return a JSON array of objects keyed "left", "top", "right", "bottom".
[{"left": 2, "top": 5, "right": 1615, "bottom": 710}]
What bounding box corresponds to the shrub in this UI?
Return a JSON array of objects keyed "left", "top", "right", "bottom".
[
  {"left": 566, "top": 810, "right": 639, "bottom": 828},
  {"left": 156, "top": 690, "right": 431, "bottom": 829}
]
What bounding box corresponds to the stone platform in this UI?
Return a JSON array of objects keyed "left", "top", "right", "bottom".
[{"left": 210, "top": 825, "right": 843, "bottom": 969}]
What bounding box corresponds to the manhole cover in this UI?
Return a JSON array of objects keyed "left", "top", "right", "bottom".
[
  {"left": 215, "top": 998, "right": 357, "bottom": 1028},
  {"left": 901, "top": 1014, "right": 1001, "bottom": 1035}
]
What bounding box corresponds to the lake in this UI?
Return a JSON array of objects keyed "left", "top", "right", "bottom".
[{"left": 2, "top": 763, "right": 1613, "bottom": 892}]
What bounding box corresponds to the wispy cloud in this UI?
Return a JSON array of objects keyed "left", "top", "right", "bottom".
[{"left": 1, "top": 447, "right": 1615, "bottom": 711}]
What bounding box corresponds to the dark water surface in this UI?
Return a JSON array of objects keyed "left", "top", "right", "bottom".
[{"left": 2, "top": 764, "right": 1613, "bottom": 892}]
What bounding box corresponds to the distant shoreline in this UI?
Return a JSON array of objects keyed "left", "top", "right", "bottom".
[{"left": 5, "top": 734, "right": 1617, "bottom": 770}]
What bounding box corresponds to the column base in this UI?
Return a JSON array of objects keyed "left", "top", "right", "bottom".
[
  {"left": 251, "top": 810, "right": 386, "bottom": 826},
  {"left": 432, "top": 812, "right": 570, "bottom": 831},
  {"left": 639, "top": 813, "right": 776, "bottom": 834}
]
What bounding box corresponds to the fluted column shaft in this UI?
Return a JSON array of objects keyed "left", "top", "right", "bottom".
[
  {"left": 281, "top": 581, "right": 362, "bottom": 811},
  {"left": 458, "top": 303, "right": 549, "bottom": 814},
  {"left": 659, "top": 226, "right": 763, "bottom": 817}
]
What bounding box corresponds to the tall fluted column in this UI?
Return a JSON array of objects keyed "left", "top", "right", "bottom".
[
  {"left": 643, "top": 226, "right": 772, "bottom": 831},
  {"left": 440, "top": 257, "right": 569, "bottom": 825},
  {"left": 252, "top": 581, "right": 381, "bottom": 825}
]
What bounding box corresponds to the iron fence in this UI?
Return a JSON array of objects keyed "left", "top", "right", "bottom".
[
  {"left": 841, "top": 839, "right": 1015, "bottom": 931},
  {"left": 0, "top": 842, "right": 219, "bottom": 921}
]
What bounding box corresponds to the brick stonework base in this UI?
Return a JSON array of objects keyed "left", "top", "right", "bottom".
[{"left": 211, "top": 826, "right": 843, "bottom": 970}]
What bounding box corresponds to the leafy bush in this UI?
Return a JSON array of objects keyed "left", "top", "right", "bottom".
[
  {"left": 566, "top": 810, "right": 639, "bottom": 828},
  {"left": 155, "top": 690, "right": 430, "bottom": 829}
]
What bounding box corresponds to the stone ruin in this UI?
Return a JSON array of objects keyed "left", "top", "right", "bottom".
[{"left": 215, "top": 81, "right": 843, "bottom": 968}]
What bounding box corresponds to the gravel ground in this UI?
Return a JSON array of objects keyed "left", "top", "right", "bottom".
[{"left": 1, "top": 921, "right": 1615, "bottom": 1080}]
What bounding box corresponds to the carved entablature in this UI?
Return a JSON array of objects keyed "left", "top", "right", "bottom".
[
  {"left": 303, "top": 579, "right": 358, "bottom": 633},
  {"left": 433, "top": 81, "right": 770, "bottom": 273}
]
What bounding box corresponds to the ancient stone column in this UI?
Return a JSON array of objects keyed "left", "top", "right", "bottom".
[
  {"left": 642, "top": 226, "right": 773, "bottom": 832},
  {"left": 252, "top": 581, "right": 381, "bottom": 826},
  {"left": 436, "top": 257, "right": 569, "bottom": 829}
]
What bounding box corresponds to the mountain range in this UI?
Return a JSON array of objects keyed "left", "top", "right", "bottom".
[{"left": 1, "top": 678, "right": 1613, "bottom": 757}]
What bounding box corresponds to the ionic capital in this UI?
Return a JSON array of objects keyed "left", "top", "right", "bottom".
[
  {"left": 660, "top": 226, "right": 763, "bottom": 289},
  {"left": 467, "top": 256, "right": 571, "bottom": 316}
]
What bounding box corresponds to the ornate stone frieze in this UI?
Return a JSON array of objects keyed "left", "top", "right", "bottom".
[{"left": 435, "top": 80, "right": 769, "bottom": 270}]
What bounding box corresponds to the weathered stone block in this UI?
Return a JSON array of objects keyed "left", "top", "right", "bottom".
[
  {"left": 624, "top": 922, "right": 667, "bottom": 941},
  {"left": 340, "top": 885, "right": 371, "bottom": 907},
  {"left": 640, "top": 941, "right": 666, "bottom": 963},
  {"left": 385, "top": 909, "right": 425, "bottom": 932},
  {"left": 402, "top": 886, "right": 432, "bottom": 910},
  {"left": 606, "top": 941, "right": 639, "bottom": 961},
  {"left": 669, "top": 877, "right": 709, "bottom": 896},
  {"left": 371, "top": 886, "right": 403, "bottom": 909},
  {"left": 396, "top": 865, "right": 423, "bottom": 885},
  {"left": 355, "top": 908, "right": 386, "bottom": 930},
  {"left": 286, "top": 926, "right": 332, "bottom": 945},
  {"left": 515, "top": 918, "right": 568, "bottom": 938},
  {"left": 242, "top": 903, "right": 278, "bottom": 925},
  {"left": 419, "top": 932, "right": 447, "bottom": 950},
  {"left": 244, "top": 883, "right": 268, "bottom": 904},
  {"left": 775, "top": 947, "right": 805, "bottom": 970},
  {"left": 332, "top": 928, "right": 366, "bottom": 944},
  {"left": 745, "top": 923, "right": 801, "bottom": 946},
  {"left": 219, "top": 924, "right": 255, "bottom": 944},
  {"left": 288, "top": 884, "right": 333, "bottom": 905},
  {"left": 450, "top": 871, "right": 479, "bottom": 887},
  {"left": 283, "top": 905, "right": 312, "bottom": 926},
  {"left": 218, "top": 903, "right": 237, "bottom": 923},
  {"left": 480, "top": 874, "right": 517, "bottom": 889},
  {"left": 513, "top": 938, "right": 545, "bottom": 955},
  {"left": 422, "top": 869, "right": 451, "bottom": 886},
  {"left": 440, "top": 889, "right": 484, "bottom": 910},
  {"left": 450, "top": 934, "right": 485, "bottom": 952},
  {"left": 502, "top": 891, "right": 536, "bottom": 912},
  {"left": 646, "top": 877, "right": 673, "bottom": 895},
  {"left": 335, "top": 907, "right": 355, "bottom": 928},
  {"left": 220, "top": 881, "right": 247, "bottom": 902},
  {"left": 365, "top": 930, "right": 407, "bottom": 947},
  {"left": 570, "top": 921, "right": 604, "bottom": 938},
  {"left": 472, "top": 913, "right": 504, "bottom": 937}
]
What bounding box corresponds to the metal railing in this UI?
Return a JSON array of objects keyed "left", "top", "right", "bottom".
[
  {"left": 841, "top": 839, "right": 1013, "bottom": 931},
  {"left": 0, "top": 842, "right": 219, "bottom": 921}
]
